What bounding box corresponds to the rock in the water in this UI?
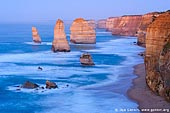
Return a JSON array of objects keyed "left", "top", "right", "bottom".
[
  {"left": 32, "top": 27, "right": 41, "bottom": 43},
  {"left": 70, "top": 18, "right": 96, "bottom": 44},
  {"left": 138, "top": 52, "right": 145, "bottom": 57},
  {"left": 22, "top": 81, "right": 39, "bottom": 89},
  {"left": 145, "top": 11, "right": 170, "bottom": 102},
  {"left": 52, "top": 19, "right": 70, "bottom": 52},
  {"left": 46, "top": 80, "right": 58, "bottom": 89},
  {"left": 80, "top": 53, "right": 95, "bottom": 66},
  {"left": 38, "top": 66, "right": 43, "bottom": 71}
]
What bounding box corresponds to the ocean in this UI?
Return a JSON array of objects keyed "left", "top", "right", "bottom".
[{"left": 0, "top": 22, "right": 144, "bottom": 113}]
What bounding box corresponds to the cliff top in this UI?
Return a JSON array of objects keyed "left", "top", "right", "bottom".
[
  {"left": 108, "top": 15, "right": 142, "bottom": 19},
  {"left": 108, "top": 17, "right": 118, "bottom": 19},
  {"left": 74, "top": 18, "right": 85, "bottom": 23},
  {"left": 32, "top": 27, "right": 37, "bottom": 31},
  {"left": 144, "top": 12, "right": 163, "bottom": 16},
  {"left": 56, "top": 19, "right": 63, "bottom": 24},
  {"left": 97, "top": 19, "right": 107, "bottom": 21},
  {"left": 122, "top": 15, "right": 142, "bottom": 17},
  {"left": 148, "top": 11, "right": 170, "bottom": 28},
  {"left": 86, "top": 19, "right": 95, "bottom": 21},
  {"left": 107, "top": 11, "right": 166, "bottom": 19}
]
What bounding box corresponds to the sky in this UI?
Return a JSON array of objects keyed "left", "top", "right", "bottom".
[{"left": 0, "top": 0, "right": 170, "bottom": 23}]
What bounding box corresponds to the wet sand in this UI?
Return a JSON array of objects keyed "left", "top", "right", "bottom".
[{"left": 128, "top": 64, "right": 170, "bottom": 113}]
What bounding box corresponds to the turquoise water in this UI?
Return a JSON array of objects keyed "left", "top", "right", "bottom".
[{"left": 0, "top": 23, "right": 144, "bottom": 113}]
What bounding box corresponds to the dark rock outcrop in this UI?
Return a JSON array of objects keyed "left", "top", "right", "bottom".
[
  {"left": 80, "top": 53, "right": 95, "bottom": 66},
  {"left": 145, "top": 11, "right": 170, "bottom": 101},
  {"left": 38, "top": 66, "right": 43, "bottom": 71},
  {"left": 46, "top": 80, "right": 58, "bottom": 89},
  {"left": 22, "top": 81, "right": 39, "bottom": 89}
]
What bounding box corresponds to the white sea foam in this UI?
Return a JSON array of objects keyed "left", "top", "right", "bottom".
[
  {"left": 3, "top": 37, "right": 144, "bottom": 97},
  {"left": 1, "top": 25, "right": 142, "bottom": 113},
  {"left": 7, "top": 83, "right": 72, "bottom": 94},
  {"left": 2, "top": 37, "right": 144, "bottom": 85},
  {"left": 0, "top": 51, "right": 80, "bottom": 63},
  {"left": 24, "top": 42, "right": 52, "bottom": 46},
  {"left": 96, "top": 31, "right": 112, "bottom": 34},
  {"left": 0, "top": 51, "right": 81, "bottom": 76},
  {"left": 78, "top": 37, "right": 144, "bottom": 89},
  {"left": 36, "top": 89, "right": 139, "bottom": 113}
]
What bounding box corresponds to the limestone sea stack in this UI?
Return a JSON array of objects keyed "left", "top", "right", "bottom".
[
  {"left": 70, "top": 18, "right": 96, "bottom": 44},
  {"left": 145, "top": 11, "right": 170, "bottom": 101},
  {"left": 32, "top": 27, "right": 41, "bottom": 43},
  {"left": 137, "top": 12, "right": 161, "bottom": 47},
  {"left": 52, "top": 19, "right": 70, "bottom": 52}
]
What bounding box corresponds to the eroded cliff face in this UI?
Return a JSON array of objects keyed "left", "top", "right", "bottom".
[
  {"left": 105, "top": 17, "right": 119, "bottom": 32},
  {"left": 105, "top": 15, "right": 142, "bottom": 36},
  {"left": 145, "top": 11, "right": 170, "bottom": 101},
  {"left": 32, "top": 27, "right": 41, "bottom": 43},
  {"left": 137, "top": 12, "right": 160, "bottom": 47},
  {"left": 112, "top": 15, "right": 142, "bottom": 36},
  {"left": 70, "top": 18, "right": 96, "bottom": 44},
  {"left": 97, "top": 19, "right": 106, "bottom": 29},
  {"left": 52, "top": 19, "right": 70, "bottom": 52}
]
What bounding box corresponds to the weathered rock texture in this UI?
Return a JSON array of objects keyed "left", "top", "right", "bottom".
[
  {"left": 145, "top": 11, "right": 170, "bottom": 101},
  {"left": 22, "top": 81, "right": 39, "bottom": 89},
  {"left": 87, "top": 20, "right": 96, "bottom": 29},
  {"left": 32, "top": 27, "right": 41, "bottom": 43},
  {"left": 80, "top": 53, "right": 95, "bottom": 66},
  {"left": 46, "top": 80, "right": 58, "bottom": 89},
  {"left": 70, "top": 18, "right": 96, "bottom": 44},
  {"left": 97, "top": 19, "right": 106, "bottom": 29},
  {"left": 105, "top": 15, "right": 142, "bottom": 36},
  {"left": 52, "top": 19, "right": 70, "bottom": 52},
  {"left": 112, "top": 15, "right": 142, "bottom": 36},
  {"left": 105, "top": 17, "right": 118, "bottom": 32},
  {"left": 137, "top": 12, "right": 161, "bottom": 47}
]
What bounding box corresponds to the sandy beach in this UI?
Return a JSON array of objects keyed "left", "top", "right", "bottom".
[{"left": 128, "top": 64, "right": 170, "bottom": 113}]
